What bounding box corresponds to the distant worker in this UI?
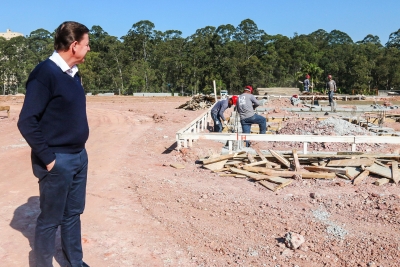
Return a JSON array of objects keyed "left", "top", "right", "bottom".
[
  {"left": 326, "top": 74, "right": 336, "bottom": 106},
  {"left": 211, "top": 97, "right": 234, "bottom": 132},
  {"left": 237, "top": 85, "right": 267, "bottom": 147},
  {"left": 304, "top": 74, "right": 311, "bottom": 92}
]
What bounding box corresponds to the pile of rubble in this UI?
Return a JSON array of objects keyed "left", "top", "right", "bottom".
[
  {"left": 176, "top": 94, "right": 216, "bottom": 110},
  {"left": 201, "top": 149, "right": 400, "bottom": 192}
]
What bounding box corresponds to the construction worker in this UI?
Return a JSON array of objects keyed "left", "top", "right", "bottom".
[
  {"left": 211, "top": 97, "right": 234, "bottom": 132},
  {"left": 236, "top": 85, "right": 266, "bottom": 147},
  {"left": 326, "top": 74, "right": 336, "bottom": 106},
  {"left": 304, "top": 74, "right": 311, "bottom": 92}
]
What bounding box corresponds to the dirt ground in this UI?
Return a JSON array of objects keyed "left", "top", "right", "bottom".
[{"left": 1, "top": 95, "right": 400, "bottom": 267}]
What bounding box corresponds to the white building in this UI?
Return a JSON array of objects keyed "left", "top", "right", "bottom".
[{"left": 0, "top": 29, "right": 23, "bottom": 40}]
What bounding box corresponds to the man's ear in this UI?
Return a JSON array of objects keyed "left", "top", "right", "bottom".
[{"left": 70, "top": 41, "right": 78, "bottom": 52}]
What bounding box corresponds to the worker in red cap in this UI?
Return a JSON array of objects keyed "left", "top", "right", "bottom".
[
  {"left": 326, "top": 74, "right": 336, "bottom": 106},
  {"left": 304, "top": 74, "right": 310, "bottom": 92},
  {"left": 211, "top": 97, "right": 234, "bottom": 132},
  {"left": 299, "top": 75, "right": 311, "bottom": 92},
  {"left": 236, "top": 85, "right": 266, "bottom": 147}
]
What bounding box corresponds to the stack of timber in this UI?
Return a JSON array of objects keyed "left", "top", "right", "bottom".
[
  {"left": 176, "top": 94, "right": 216, "bottom": 110},
  {"left": 200, "top": 149, "right": 400, "bottom": 192}
]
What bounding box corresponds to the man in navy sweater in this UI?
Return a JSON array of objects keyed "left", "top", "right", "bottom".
[{"left": 18, "top": 21, "right": 91, "bottom": 267}]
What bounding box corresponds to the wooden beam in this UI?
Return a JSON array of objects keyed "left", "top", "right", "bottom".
[
  {"left": 304, "top": 166, "right": 349, "bottom": 175},
  {"left": 269, "top": 149, "right": 291, "bottom": 168},
  {"left": 244, "top": 160, "right": 271, "bottom": 167},
  {"left": 203, "top": 160, "right": 228, "bottom": 171},
  {"left": 258, "top": 180, "right": 278, "bottom": 191},
  {"left": 392, "top": 161, "right": 400, "bottom": 185},
  {"left": 242, "top": 166, "right": 335, "bottom": 179},
  {"left": 353, "top": 170, "right": 370, "bottom": 185},
  {"left": 366, "top": 163, "right": 392, "bottom": 179},
  {"left": 202, "top": 152, "right": 245, "bottom": 165},
  {"left": 247, "top": 153, "right": 256, "bottom": 163},
  {"left": 230, "top": 167, "right": 270, "bottom": 180},
  {"left": 292, "top": 149, "right": 301, "bottom": 172},
  {"left": 254, "top": 148, "right": 267, "bottom": 161},
  {"left": 327, "top": 158, "right": 374, "bottom": 167},
  {"left": 374, "top": 178, "right": 390, "bottom": 186}
]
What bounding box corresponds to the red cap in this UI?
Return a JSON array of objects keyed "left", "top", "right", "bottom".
[
  {"left": 244, "top": 85, "right": 253, "bottom": 93},
  {"left": 231, "top": 95, "right": 238, "bottom": 105},
  {"left": 306, "top": 74, "right": 310, "bottom": 79}
]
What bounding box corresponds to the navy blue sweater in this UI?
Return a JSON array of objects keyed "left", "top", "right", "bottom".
[{"left": 18, "top": 59, "right": 89, "bottom": 165}]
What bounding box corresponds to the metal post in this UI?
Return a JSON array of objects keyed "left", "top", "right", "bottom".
[{"left": 213, "top": 80, "right": 217, "bottom": 103}]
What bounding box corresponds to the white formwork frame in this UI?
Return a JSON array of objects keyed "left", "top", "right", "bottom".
[{"left": 176, "top": 105, "right": 400, "bottom": 153}]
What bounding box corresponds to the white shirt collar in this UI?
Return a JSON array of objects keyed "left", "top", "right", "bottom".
[{"left": 49, "top": 51, "right": 79, "bottom": 77}]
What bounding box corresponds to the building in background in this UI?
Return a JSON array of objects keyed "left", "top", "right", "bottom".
[{"left": 0, "top": 29, "right": 23, "bottom": 40}]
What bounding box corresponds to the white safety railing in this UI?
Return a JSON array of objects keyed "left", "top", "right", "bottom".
[
  {"left": 176, "top": 107, "right": 400, "bottom": 153},
  {"left": 176, "top": 105, "right": 213, "bottom": 150}
]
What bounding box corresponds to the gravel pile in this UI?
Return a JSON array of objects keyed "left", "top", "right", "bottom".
[
  {"left": 277, "top": 117, "right": 374, "bottom": 136},
  {"left": 317, "top": 117, "right": 373, "bottom": 136}
]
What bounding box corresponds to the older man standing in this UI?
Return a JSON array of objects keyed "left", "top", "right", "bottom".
[
  {"left": 18, "top": 21, "right": 91, "bottom": 267},
  {"left": 236, "top": 85, "right": 266, "bottom": 147}
]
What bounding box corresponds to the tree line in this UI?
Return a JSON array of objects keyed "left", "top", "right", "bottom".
[{"left": 1, "top": 19, "right": 400, "bottom": 96}]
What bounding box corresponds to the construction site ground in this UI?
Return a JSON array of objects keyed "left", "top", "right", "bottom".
[{"left": 1, "top": 95, "right": 400, "bottom": 267}]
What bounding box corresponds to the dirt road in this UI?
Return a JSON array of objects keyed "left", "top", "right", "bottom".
[{"left": 1, "top": 96, "right": 400, "bottom": 267}]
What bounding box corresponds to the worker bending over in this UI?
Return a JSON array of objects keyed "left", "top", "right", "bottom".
[
  {"left": 211, "top": 97, "right": 234, "bottom": 132},
  {"left": 236, "top": 85, "right": 266, "bottom": 147}
]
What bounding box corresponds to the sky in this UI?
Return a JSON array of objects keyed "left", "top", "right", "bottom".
[{"left": 1, "top": 0, "right": 399, "bottom": 44}]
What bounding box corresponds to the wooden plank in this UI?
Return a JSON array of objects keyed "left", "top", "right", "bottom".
[
  {"left": 366, "top": 163, "right": 392, "bottom": 179},
  {"left": 304, "top": 166, "right": 349, "bottom": 175},
  {"left": 374, "top": 160, "right": 388, "bottom": 167},
  {"left": 242, "top": 166, "right": 335, "bottom": 179},
  {"left": 275, "top": 179, "right": 293, "bottom": 190},
  {"left": 224, "top": 160, "right": 244, "bottom": 166},
  {"left": 230, "top": 167, "right": 270, "bottom": 180},
  {"left": 392, "top": 161, "right": 400, "bottom": 185},
  {"left": 247, "top": 153, "right": 256, "bottom": 163},
  {"left": 203, "top": 160, "right": 228, "bottom": 171},
  {"left": 202, "top": 154, "right": 236, "bottom": 165},
  {"left": 292, "top": 149, "right": 301, "bottom": 172},
  {"left": 300, "top": 172, "right": 336, "bottom": 179},
  {"left": 267, "top": 176, "right": 292, "bottom": 184},
  {"left": 327, "top": 158, "right": 374, "bottom": 167},
  {"left": 337, "top": 151, "right": 363, "bottom": 155},
  {"left": 353, "top": 170, "right": 370, "bottom": 185},
  {"left": 344, "top": 167, "right": 361, "bottom": 180},
  {"left": 269, "top": 149, "right": 291, "bottom": 168},
  {"left": 253, "top": 148, "right": 273, "bottom": 168},
  {"left": 244, "top": 160, "right": 271, "bottom": 167},
  {"left": 258, "top": 180, "right": 278, "bottom": 191},
  {"left": 211, "top": 167, "right": 230, "bottom": 173},
  {"left": 254, "top": 148, "right": 267, "bottom": 161},
  {"left": 374, "top": 178, "right": 390, "bottom": 186},
  {"left": 170, "top": 163, "right": 185, "bottom": 169},
  {"left": 336, "top": 173, "right": 351, "bottom": 180}
]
